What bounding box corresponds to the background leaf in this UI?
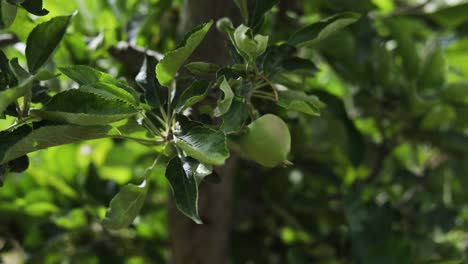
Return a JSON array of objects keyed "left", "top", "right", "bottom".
[
  {"left": 288, "top": 12, "right": 360, "bottom": 47},
  {"left": 0, "top": 1, "right": 17, "bottom": 29},
  {"left": 102, "top": 179, "right": 149, "bottom": 230}
]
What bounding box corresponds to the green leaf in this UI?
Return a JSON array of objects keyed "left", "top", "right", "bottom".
[
  {"left": 277, "top": 90, "right": 325, "bottom": 116},
  {"left": 234, "top": 0, "right": 279, "bottom": 31},
  {"left": 214, "top": 77, "right": 234, "bottom": 117},
  {"left": 136, "top": 55, "right": 165, "bottom": 108},
  {"left": 6, "top": 0, "right": 25, "bottom": 4},
  {"left": 175, "top": 126, "right": 229, "bottom": 165},
  {"left": 59, "top": 65, "right": 139, "bottom": 103},
  {"left": 282, "top": 57, "right": 319, "bottom": 74},
  {"left": 80, "top": 82, "right": 139, "bottom": 106},
  {"left": 9, "top": 58, "right": 30, "bottom": 82},
  {"left": 31, "top": 90, "right": 138, "bottom": 126},
  {"left": 0, "top": 78, "right": 33, "bottom": 115},
  {"left": 429, "top": 3, "right": 468, "bottom": 28},
  {"left": 156, "top": 20, "right": 213, "bottom": 86},
  {"left": 7, "top": 155, "right": 29, "bottom": 173},
  {"left": 418, "top": 43, "right": 446, "bottom": 94},
  {"left": 386, "top": 19, "right": 420, "bottom": 80},
  {"left": 233, "top": 24, "right": 268, "bottom": 64},
  {"left": 165, "top": 157, "right": 202, "bottom": 224},
  {"left": 221, "top": 98, "right": 249, "bottom": 134},
  {"left": 288, "top": 12, "right": 360, "bottom": 47},
  {"left": 176, "top": 80, "right": 210, "bottom": 113},
  {"left": 185, "top": 62, "right": 221, "bottom": 76},
  {"left": 234, "top": 0, "right": 248, "bottom": 23},
  {"left": 0, "top": 51, "right": 18, "bottom": 90},
  {"left": 0, "top": 1, "right": 17, "bottom": 29},
  {"left": 0, "top": 164, "right": 7, "bottom": 186},
  {"left": 0, "top": 124, "right": 113, "bottom": 165},
  {"left": 102, "top": 179, "right": 149, "bottom": 230},
  {"left": 34, "top": 70, "right": 60, "bottom": 81},
  {"left": 26, "top": 15, "right": 72, "bottom": 74},
  {"left": 20, "top": 0, "right": 48, "bottom": 16}
]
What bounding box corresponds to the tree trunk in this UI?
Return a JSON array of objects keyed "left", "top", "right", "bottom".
[{"left": 168, "top": 1, "right": 239, "bottom": 264}]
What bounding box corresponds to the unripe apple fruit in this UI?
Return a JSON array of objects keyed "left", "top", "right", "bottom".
[{"left": 239, "top": 114, "right": 291, "bottom": 167}]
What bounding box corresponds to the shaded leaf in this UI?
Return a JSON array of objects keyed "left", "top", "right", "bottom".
[
  {"left": 221, "top": 98, "right": 249, "bottom": 134},
  {"left": 84, "top": 162, "right": 118, "bottom": 204},
  {"left": 176, "top": 80, "right": 210, "bottom": 113},
  {"left": 0, "top": 164, "right": 6, "bottom": 187},
  {"left": 165, "top": 157, "right": 202, "bottom": 224},
  {"left": 26, "top": 15, "right": 72, "bottom": 74},
  {"left": 9, "top": 58, "right": 30, "bottom": 81},
  {"left": 185, "top": 62, "right": 221, "bottom": 76},
  {"left": 0, "top": 51, "right": 18, "bottom": 89},
  {"left": 418, "top": 43, "right": 446, "bottom": 95},
  {"left": 277, "top": 90, "right": 325, "bottom": 116},
  {"left": 136, "top": 55, "right": 165, "bottom": 108},
  {"left": 0, "top": 1, "right": 17, "bottom": 29},
  {"left": 20, "top": 0, "right": 48, "bottom": 16},
  {"left": 282, "top": 57, "right": 319, "bottom": 74},
  {"left": 288, "top": 12, "right": 360, "bottom": 47},
  {"left": 7, "top": 155, "right": 29, "bottom": 173},
  {"left": 429, "top": 3, "right": 468, "bottom": 28},
  {"left": 214, "top": 77, "right": 234, "bottom": 117},
  {"left": 102, "top": 179, "right": 149, "bottom": 230},
  {"left": 156, "top": 21, "right": 213, "bottom": 86},
  {"left": 386, "top": 19, "right": 420, "bottom": 80},
  {"left": 0, "top": 78, "right": 33, "bottom": 115},
  {"left": 234, "top": 0, "right": 279, "bottom": 31},
  {"left": 175, "top": 126, "right": 229, "bottom": 165},
  {"left": 31, "top": 90, "right": 138, "bottom": 126}
]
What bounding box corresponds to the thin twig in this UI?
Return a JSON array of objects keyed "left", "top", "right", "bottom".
[{"left": 258, "top": 74, "right": 279, "bottom": 102}]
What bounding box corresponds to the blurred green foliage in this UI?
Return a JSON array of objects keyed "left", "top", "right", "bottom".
[{"left": 2, "top": 0, "right": 468, "bottom": 263}]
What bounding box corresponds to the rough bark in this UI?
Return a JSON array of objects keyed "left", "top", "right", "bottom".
[{"left": 168, "top": 1, "right": 239, "bottom": 264}]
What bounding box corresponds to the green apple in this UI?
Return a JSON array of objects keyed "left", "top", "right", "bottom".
[{"left": 239, "top": 114, "right": 291, "bottom": 167}]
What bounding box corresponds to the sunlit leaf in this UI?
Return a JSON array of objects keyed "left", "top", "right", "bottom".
[
  {"left": 59, "top": 65, "right": 139, "bottom": 104},
  {"left": 0, "top": 124, "right": 113, "bottom": 165},
  {"left": 31, "top": 90, "right": 138, "bottom": 126},
  {"left": 156, "top": 21, "right": 213, "bottom": 86}
]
